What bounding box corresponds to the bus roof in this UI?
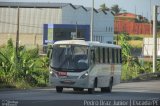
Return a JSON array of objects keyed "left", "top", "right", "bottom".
[{"left": 54, "top": 40, "right": 121, "bottom": 48}]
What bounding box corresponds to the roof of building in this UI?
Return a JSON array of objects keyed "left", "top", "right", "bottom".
[
  {"left": 0, "top": 2, "right": 112, "bottom": 15},
  {"left": 115, "top": 13, "right": 137, "bottom": 19},
  {"left": 0, "top": 2, "right": 69, "bottom": 8}
]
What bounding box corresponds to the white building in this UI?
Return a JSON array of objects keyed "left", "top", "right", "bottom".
[
  {"left": 0, "top": 2, "right": 114, "bottom": 43},
  {"left": 143, "top": 38, "right": 160, "bottom": 57}
]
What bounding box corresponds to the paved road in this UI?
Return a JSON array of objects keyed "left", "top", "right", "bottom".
[{"left": 0, "top": 80, "right": 160, "bottom": 106}]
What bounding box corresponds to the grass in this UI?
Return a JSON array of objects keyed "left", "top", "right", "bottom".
[
  {"left": 0, "top": 79, "right": 31, "bottom": 89},
  {"left": 128, "top": 40, "right": 143, "bottom": 48},
  {"left": 132, "top": 72, "right": 160, "bottom": 82}
]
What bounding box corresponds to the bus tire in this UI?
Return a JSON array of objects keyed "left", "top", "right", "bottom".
[
  {"left": 106, "top": 78, "right": 113, "bottom": 93},
  {"left": 101, "top": 87, "right": 108, "bottom": 92},
  {"left": 73, "top": 88, "right": 84, "bottom": 92},
  {"left": 78, "top": 88, "right": 84, "bottom": 91},
  {"left": 88, "top": 88, "right": 94, "bottom": 94},
  {"left": 56, "top": 87, "right": 63, "bottom": 93},
  {"left": 88, "top": 78, "right": 97, "bottom": 94}
]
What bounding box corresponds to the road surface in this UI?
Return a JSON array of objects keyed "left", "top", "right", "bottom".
[{"left": 0, "top": 80, "right": 160, "bottom": 106}]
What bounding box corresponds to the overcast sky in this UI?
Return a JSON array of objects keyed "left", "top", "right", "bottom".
[{"left": 1, "top": 0, "right": 160, "bottom": 20}]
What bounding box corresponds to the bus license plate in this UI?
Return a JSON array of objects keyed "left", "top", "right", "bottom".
[{"left": 58, "top": 72, "right": 67, "bottom": 76}]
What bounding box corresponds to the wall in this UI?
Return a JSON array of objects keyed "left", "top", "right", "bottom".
[
  {"left": 0, "top": 8, "right": 62, "bottom": 34},
  {"left": 143, "top": 38, "right": 160, "bottom": 56},
  {"left": 114, "top": 20, "right": 152, "bottom": 35}
]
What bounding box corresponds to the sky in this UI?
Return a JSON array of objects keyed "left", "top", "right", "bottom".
[{"left": 1, "top": 0, "right": 160, "bottom": 20}]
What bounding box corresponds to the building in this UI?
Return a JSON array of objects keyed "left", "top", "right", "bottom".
[
  {"left": 114, "top": 12, "right": 152, "bottom": 35},
  {"left": 115, "top": 13, "right": 137, "bottom": 22},
  {"left": 143, "top": 38, "right": 160, "bottom": 57},
  {"left": 0, "top": 2, "right": 114, "bottom": 44},
  {"left": 43, "top": 24, "right": 90, "bottom": 45}
]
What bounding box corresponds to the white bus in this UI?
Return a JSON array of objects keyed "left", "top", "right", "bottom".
[{"left": 49, "top": 40, "right": 122, "bottom": 94}]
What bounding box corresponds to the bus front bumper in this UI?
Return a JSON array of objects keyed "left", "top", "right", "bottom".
[{"left": 50, "top": 77, "right": 92, "bottom": 89}]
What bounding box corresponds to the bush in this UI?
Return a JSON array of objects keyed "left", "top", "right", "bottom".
[{"left": 0, "top": 38, "right": 49, "bottom": 89}]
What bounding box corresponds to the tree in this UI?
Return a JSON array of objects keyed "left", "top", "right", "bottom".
[
  {"left": 111, "top": 4, "right": 121, "bottom": 14},
  {"left": 118, "top": 34, "right": 141, "bottom": 80},
  {"left": 99, "top": 3, "right": 109, "bottom": 11},
  {"left": 0, "top": 38, "right": 49, "bottom": 87}
]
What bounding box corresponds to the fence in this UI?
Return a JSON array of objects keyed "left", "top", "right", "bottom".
[{"left": 114, "top": 20, "right": 152, "bottom": 35}]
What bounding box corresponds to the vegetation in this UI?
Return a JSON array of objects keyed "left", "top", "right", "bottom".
[
  {"left": 118, "top": 34, "right": 160, "bottom": 81},
  {"left": 118, "top": 34, "right": 141, "bottom": 80},
  {"left": 99, "top": 3, "right": 109, "bottom": 11},
  {"left": 111, "top": 4, "right": 121, "bottom": 14},
  {"left": 1, "top": 34, "right": 160, "bottom": 89},
  {"left": 0, "top": 38, "right": 49, "bottom": 89},
  {"left": 99, "top": 3, "right": 124, "bottom": 15}
]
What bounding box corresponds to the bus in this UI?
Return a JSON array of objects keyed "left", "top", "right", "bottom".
[{"left": 49, "top": 40, "right": 122, "bottom": 94}]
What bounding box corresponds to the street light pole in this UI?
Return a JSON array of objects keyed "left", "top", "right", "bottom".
[
  {"left": 16, "top": 6, "right": 20, "bottom": 58},
  {"left": 153, "top": 5, "right": 157, "bottom": 73},
  {"left": 90, "top": 0, "right": 94, "bottom": 41}
]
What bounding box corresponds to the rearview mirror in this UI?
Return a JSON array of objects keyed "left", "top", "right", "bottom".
[{"left": 91, "top": 50, "right": 95, "bottom": 63}]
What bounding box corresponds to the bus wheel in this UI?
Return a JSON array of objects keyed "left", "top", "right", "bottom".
[
  {"left": 88, "top": 88, "right": 94, "bottom": 94},
  {"left": 78, "top": 88, "right": 84, "bottom": 91},
  {"left": 88, "top": 79, "right": 97, "bottom": 94},
  {"left": 56, "top": 87, "right": 63, "bottom": 93},
  {"left": 106, "top": 79, "right": 113, "bottom": 93},
  {"left": 73, "top": 88, "right": 79, "bottom": 91},
  {"left": 73, "top": 88, "right": 84, "bottom": 92},
  {"left": 101, "top": 87, "right": 108, "bottom": 92}
]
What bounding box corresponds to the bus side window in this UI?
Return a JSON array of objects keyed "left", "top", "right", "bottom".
[
  {"left": 102, "top": 48, "right": 106, "bottom": 63},
  {"left": 109, "top": 48, "right": 112, "bottom": 64},
  {"left": 117, "top": 49, "right": 119, "bottom": 63},
  {"left": 120, "top": 49, "right": 122, "bottom": 63},
  {"left": 95, "top": 47, "right": 100, "bottom": 63},
  {"left": 100, "top": 47, "right": 103, "bottom": 63},
  {"left": 115, "top": 49, "right": 118, "bottom": 64},
  {"left": 105, "top": 48, "right": 109, "bottom": 63},
  {"left": 117, "top": 49, "right": 120, "bottom": 64},
  {"left": 112, "top": 48, "right": 115, "bottom": 64},
  {"left": 107, "top": 48, "right": 109, "bottom": 63}
]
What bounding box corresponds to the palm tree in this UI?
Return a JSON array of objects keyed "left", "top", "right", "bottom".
[
  {"left": 111, "top": 4, "right": 121, "bottom": 14},
  {"left": 99, "top": 3, "right": 109, "bottom": 11}
]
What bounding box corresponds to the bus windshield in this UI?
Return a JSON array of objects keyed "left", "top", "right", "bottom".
[{"left": 51, "top": 44, "right": 89, "bottom": 72}]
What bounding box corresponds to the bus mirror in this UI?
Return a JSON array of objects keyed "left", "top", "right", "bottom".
[
  {"left": 47, "top": 45, "right": 53, "bottom": 58},
  {"left": 91, "top": 50, "right": 95, "bottom": 63},
  {"left": 48, "top": 45, "right": 53, "bottom": 50}
]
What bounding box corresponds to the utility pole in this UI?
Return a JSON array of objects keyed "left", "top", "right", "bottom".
[
  {"left": 150, "top": 0, "right": 152, "bottom": 35},
  {"left": 90, "top": 0, "right": 94, "bottom": 41},
  {"left": 153, "top": 5, "right": 157, "bottom": 73},
  {"left": 16, "top": 6, "right": 20, "bottom": 55}
]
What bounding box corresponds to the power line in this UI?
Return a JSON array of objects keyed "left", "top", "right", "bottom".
[{"left": 0, "top": 20, "right": 42, "bottom": 28}]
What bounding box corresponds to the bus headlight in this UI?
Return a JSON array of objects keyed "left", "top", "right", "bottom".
[
  {"left": 50, "top": 70, "right": 53, "bottom": 74},
  {"left": 49, "top": 68, "right": 57, "bottom": 77},
  {"left": 80, "top": 72, "right": 88, "bottom": 79}
]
